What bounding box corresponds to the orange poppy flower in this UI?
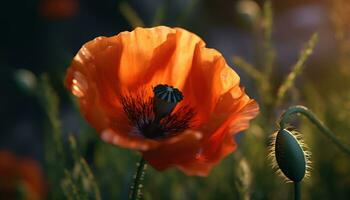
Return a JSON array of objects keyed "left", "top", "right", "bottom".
[
  {"left": 65, "top": 26, "right": 259, "bottom": 176},
  {"left": 0, "top": 151, "right": 46, "bottom": 200}
]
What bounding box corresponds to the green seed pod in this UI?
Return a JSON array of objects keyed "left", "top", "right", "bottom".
[
  {"left": 275, "top": 129, "right": 306, "bottom": 182},
  {"left": 152, "top": 84, "right": 183, "bottom": 122}
]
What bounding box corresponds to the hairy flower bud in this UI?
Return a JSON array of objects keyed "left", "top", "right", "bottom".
[
  {"left": 275, "top": 129, "right": 306, "bottom": 182},
  {"left": 269, "top": 128, "right": 311, "bottom": 183}
]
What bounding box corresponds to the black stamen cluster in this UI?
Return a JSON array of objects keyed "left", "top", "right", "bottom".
[{"left": 120, "top": 91, "right": 195, "bottom": 139}]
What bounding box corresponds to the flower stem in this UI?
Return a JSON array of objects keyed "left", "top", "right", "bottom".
[
  {"left": 294, "top": 181, "right": 301, "bottom": 200},
  {"left": 129, "top": 157, "right": 147, "bottom": 200},
  {"left": 279, "top": 105, "right": 350, "bottom": 155}
]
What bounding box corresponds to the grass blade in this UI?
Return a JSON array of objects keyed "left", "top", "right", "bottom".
[
  {"left": 119, "top": 2, "right": 145, "bottom": 28},
  {"left": 276, "top": 33, "right": 319, "bottom": 107},
  {"left": 262, "top": 0, "right": 275, "bottom": 78}
]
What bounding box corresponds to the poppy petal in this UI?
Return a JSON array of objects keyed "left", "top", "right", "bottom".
[
  {"left": 174, "top": 98, "right": 259, "bottom": 176},
  {"left": 101, "top": 129, "right": 160, "bottom": 151},
  {"left": 142, "top": 129, "right": 203, "bottom": 170}
]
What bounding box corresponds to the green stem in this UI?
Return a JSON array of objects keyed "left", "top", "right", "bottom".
[
  {"left": 129, "top": 157, "right": 147, "bottom": 200},
  {"left": 279, "top": 105, "right": 350, "bottom": 155},
  {"left": 294, "top": 181, "right": 301, "bottom": 200}
]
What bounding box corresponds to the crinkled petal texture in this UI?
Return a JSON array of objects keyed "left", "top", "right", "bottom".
[{"left": 65, "top": 26, "right": 259, "bottom": 176}]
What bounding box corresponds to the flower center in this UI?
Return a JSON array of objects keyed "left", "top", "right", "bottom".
[{"left": 120, "top": 84, "right": 195, "bottom": 139}]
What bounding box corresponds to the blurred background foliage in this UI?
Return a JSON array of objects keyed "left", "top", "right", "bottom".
[{"left": 1, "top": 0, "right": 350, "bottom": 199}]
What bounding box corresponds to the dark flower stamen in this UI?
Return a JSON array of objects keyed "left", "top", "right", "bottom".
[
  {"left": 120, "top": 85, "right": 195, "bottom": 139},
  {"left": 153, "top": 84, "right": 183, "bottom": 123}
]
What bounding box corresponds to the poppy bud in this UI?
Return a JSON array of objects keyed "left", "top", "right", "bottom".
[
  {"left": 274, "top": 129, "right": 307, "bottom": 182},
  {"left": 152, "top": 84, "right": 183, "bottom": 122}
]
